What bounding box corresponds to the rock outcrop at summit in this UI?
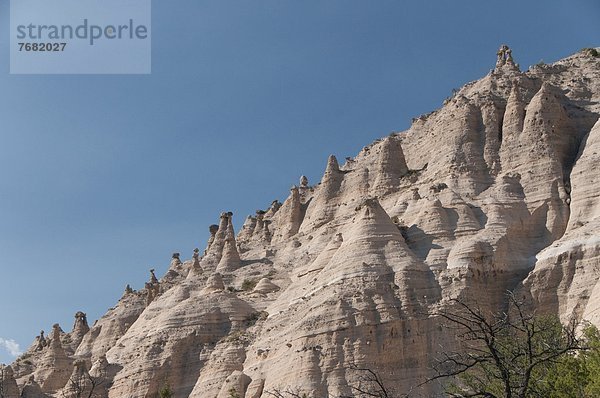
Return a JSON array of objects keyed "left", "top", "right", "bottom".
[{"left": 6, "top": 46, "right": 600, "bottom": 398}]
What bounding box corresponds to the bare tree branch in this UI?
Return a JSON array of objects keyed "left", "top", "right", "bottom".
[{"left": 425, "top": 292, "right": 584, "bottom": 398}]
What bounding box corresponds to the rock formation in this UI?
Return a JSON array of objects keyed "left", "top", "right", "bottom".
[
  {"left": 1, "top": 365, "right": 20, "bottom": 398},
  {"left": 170, "top": 252, "right": 182, "bottom": 268},
  {"left": 20, "top": 375, "right": 45, "bottom": 398},
  {"left": 252, "top": 278, "right": 280, "bottom": 294},
  {"left": 69, "top": 312, "right": 90, "bottom": 350},
  {"left": 6, "top": 46, "right": 600, "bottom": 397}
]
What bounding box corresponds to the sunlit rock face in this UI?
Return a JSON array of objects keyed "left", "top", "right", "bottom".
[{"left": 9, "top": 47, "right": 600, "bottom": 398}]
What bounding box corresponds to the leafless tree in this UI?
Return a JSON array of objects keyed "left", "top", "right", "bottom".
[
  {"left": 344, "top": 365, "right": 391, "bottom": 398},
  {"left": 266, "top": 365, "right": 391, "bottom": 398},
  {"left": 427, "top": 292, "right": 584, "bottom": 398}
]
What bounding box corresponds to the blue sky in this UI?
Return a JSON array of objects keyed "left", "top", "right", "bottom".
[{"left": 0, "top": 0, "right": 598, "bottom": 364}]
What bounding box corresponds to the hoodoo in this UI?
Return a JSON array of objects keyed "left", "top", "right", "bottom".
[{"left": 6, "top": 47, "right": 600, "bottom": 398}]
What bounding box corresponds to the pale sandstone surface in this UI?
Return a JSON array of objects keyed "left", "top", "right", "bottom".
[{"left": 6, "top": 47, "right": 600, "bottom": 397}]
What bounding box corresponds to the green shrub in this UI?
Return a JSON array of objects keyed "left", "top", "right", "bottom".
[
  {"left": 159, "top": 383, "right": 173, "bottom": 398},
  {"left": 246, "top": 311, "right": 269, "bottom": 326},
  {"left": 241, "top": 279, "right": 258, "bottom": 291}
]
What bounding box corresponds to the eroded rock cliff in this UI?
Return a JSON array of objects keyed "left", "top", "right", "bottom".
[{"left": 7, "top": 46, "right": 600, "bottom": 397}]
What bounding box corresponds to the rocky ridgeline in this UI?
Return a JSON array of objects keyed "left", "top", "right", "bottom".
[{"left": 3, "top": 46, "right": 600, "bottom": 397}]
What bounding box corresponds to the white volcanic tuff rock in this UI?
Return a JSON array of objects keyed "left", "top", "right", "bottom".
[
  {"left": 11, "top": 48, "right": 600, "bottom": 397},
  {"left": 189, "top": 344, "right": 248, "bottom": 398},
  {"left": 253, "top": 278, "right": 280, "bottom": 294},
  {"left": 270, "top": 186, "right": 303, "bottom": 243},
  {"left": 58, "top": 360, "right": 94, "bottom": 398},
  {"left": 216, "top": 370, "right": 251, "bottom": 398},
  {"left": 445, "top": 97, "right": 494, "bottom": 194},
  {"left": 401, "top": 95, "right": 493, "bottom": 196},
  {"left": 106, "top": 280, "right": 256, "bottom": 398},
  {"left": 33, "top": 324, "right": 72, "bottom": 394},
  {"left": 1, "top": 365, "right": 20, "bottom": 398},
  {"left": 479, "top": 100, "right": 504, "bottom": 176},
  {"left": 372, "top": 136, "right": 409, "bottom": 196},
  {"left": 203, "top": 212, "right": 232, "bottom": 264},
  {"left": 237, "top": 209, "right": 275, "bottom": 247},
  {"left": 190, "top": 248, "right": 202, "bottom": 273},
  {"left": 202, "top": 272, "right": 225, "bottom": 293},
  {"left": 501, "top": 83, "right": 573, "bottom": 240},
  {"left": 523, "top": 119, "right": 600, "bottom": 323},
  {"left": 204, "top": 224, "right": 220, "bottom": 255},
  {"left": 68, "top": 311, "right": 90, "bottom": 351},
  {"left": 216, "top": 238, "right": 242, "bottom": 273},
  {"left": 447, "top": 194, "right": 482, "bottom": 237},
  {"left": 75, "top": 289, "right": 146, "bottom": 361},
  {"left": 469, "top": 173, "right": 546, "bottom": 271},
  {"left": 212, "top": 215, "right": 242, "bottom": 276},
  {"left": 20, "top": 376, "right": 46, "bottom": 398},
  {"left": 237, "top": 216, "right": 257, "bottom": 244},
  {"left": 523, "top": 231, "right": 600, "bottom": 322},
  {"left": 300, "top": 155, "right": 344, "bottom": 231},
  {"left": 567, "top": 119, "right": 600, "bottom": 230},
  {"left": 253, "top": 211, "right": 272, "bottom": 243},
  {"left": 297, "top": 142, "right": 410, "bottom": 239},
  {"left": 326, "top": 199, "right": 440, "bottom": 311},
  {"left": 264, "top": 200, "right": 282, "bottom": 219},
  {"left": 408, "top": 198, "right": 453, "bottom": 240},
  {"left": 245, "top": 377, "right": 265, "bottom": 398},
  {"left": 240, "top": 199, "right": 442, "bottom": 397}
]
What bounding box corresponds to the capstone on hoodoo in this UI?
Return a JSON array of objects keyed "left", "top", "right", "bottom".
[
  {"left": 145, "top": 268, "right": 160, "bottom": 306},
  {"left": 495, "top": 44, "right": 520, "bottom": 71}
]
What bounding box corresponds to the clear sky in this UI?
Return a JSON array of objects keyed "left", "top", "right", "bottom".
[{"left": 0, "top": 0, "right": 598, "bottom": 364}]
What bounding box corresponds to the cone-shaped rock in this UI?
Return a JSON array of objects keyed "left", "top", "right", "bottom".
[
  {"left": 90, "top": 354, "right": 109, "bottom": 378},
  {"left": 319, "top": 198, "right": 440, "bottom": 311},
  {"left": 272, "top": 186, "right": 303, "bottom": 242},
  {"left": 11, "top": 48, "right": 600, "bottom": 398},
  {"left": 203, "top": 224, "right": 219, "bottom": 255},
  {"left": 253, "top": 278, "right": 280, "bottom": 294},
  {"left": 69, "top": 311, "right": 90, "bottom": 349},
  {"left": 21, "top": 376, "right": 45, "bottom": 398},
  {"left": 236, "top": 215, "right": 256, "bottom": 243},
  {"left": 60, "top": 360, "right": 94, "bottom": 398},
  {"left": 264, "top": 200, "right": 282, "bottom": 218},
  {"left": 1, "top": 365, "right": 20, "bottom": 398},
  {"left": 301, "top": 155, "right": 344, "bottom": 231},
  {"left": 252, "top": 210, "right": 272, "bottom": 242},
  {"left": 215, "top": 214, "right": 242, "bottom": 273},
  {"left": 372, "top": 136, "right": 409, "bottom": 195},
  {"left": 202, "top": 272, "right": 225, "bottom": 293},
  {"left": 501, "top": 83, "right": 526, "bottom": 144},
  {"left": 321, "top": 155, "right": 342, "bottom": 199},
  {"left": 190, "top": 248, "right": 202, "bottom": 274},
  {"left": 36, "top": 323, "right": 72, "bottom": 393},
  {"left": 215, "top": 237, "right": 241, "bottom": 273},
  {"left": 205, "top": 212, "right": 231, "bottom": 262}
]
